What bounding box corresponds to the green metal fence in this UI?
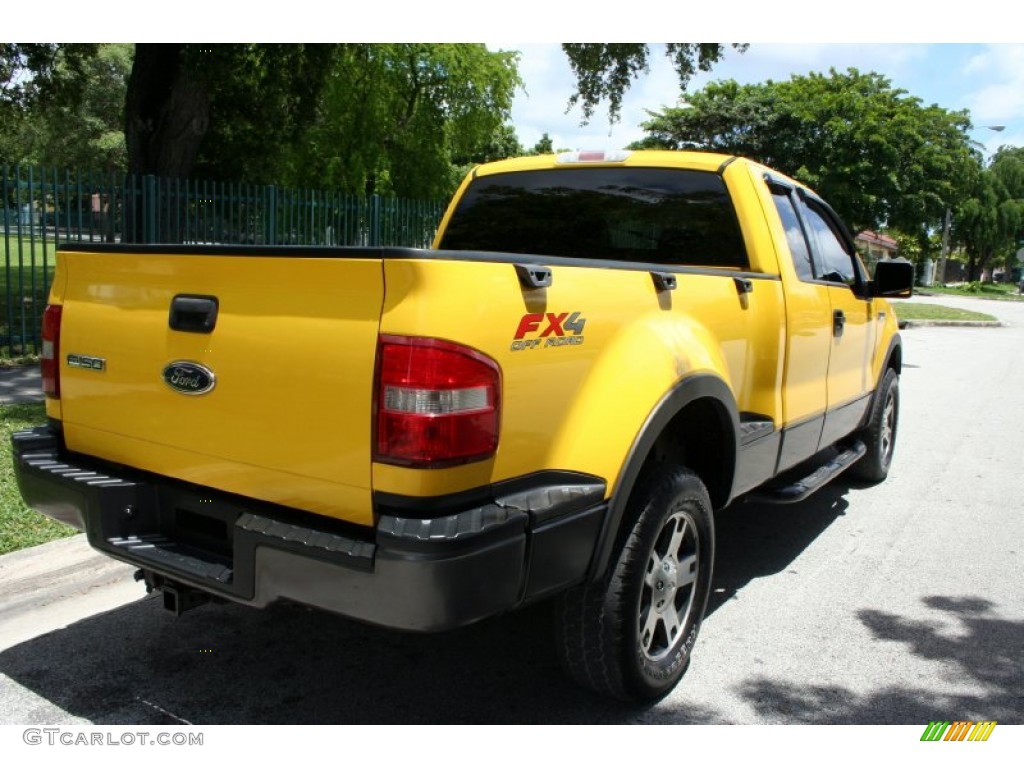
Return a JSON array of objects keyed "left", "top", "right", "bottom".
[{"left": 1, "top": 165, "right": 447, "bottom": 358}]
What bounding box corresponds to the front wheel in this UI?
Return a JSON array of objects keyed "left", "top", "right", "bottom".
[
  {"left": 554, "top": 464, "right": 714, "bottom": 702},
  {"left": 849, "top": 367, "right": 899, "bottom": 483}
]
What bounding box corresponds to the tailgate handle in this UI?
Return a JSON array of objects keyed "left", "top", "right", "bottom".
[{"left": 170, "top": 295, "right": 219, "bottom": 334}]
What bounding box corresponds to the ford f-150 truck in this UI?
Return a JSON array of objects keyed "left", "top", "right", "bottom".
[{"left": 13, "top": 150, "right": 913, "bottom": 702}]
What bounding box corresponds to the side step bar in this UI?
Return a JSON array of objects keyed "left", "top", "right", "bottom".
[{"left": 749, "top": 440, "right": 867, "bottom": 505}]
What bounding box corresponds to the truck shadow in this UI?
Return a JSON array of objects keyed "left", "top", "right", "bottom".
[
  {"left": 0, "top": 485, "right": 852, "bottom": 725},
  {"left": 708, "top": 482, "right": 851, "bottom": 616},
  {"left": 1, "top": 592, "right": 709, "bottom": 724}
]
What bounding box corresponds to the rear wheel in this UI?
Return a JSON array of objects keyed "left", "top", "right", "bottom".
[{"left": 554, "top": 464, "right": 714, "bottom": 702}]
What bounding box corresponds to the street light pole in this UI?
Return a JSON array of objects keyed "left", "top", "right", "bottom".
[{"left": 934, "top": 126, "right": 1005, "bottom": 286}]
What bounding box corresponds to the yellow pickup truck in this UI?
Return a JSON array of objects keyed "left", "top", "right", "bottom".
[{"left": 13, "top": 150, "right": 912, "bottom": 702}]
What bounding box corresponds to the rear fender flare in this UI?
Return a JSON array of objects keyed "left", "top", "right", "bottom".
[{"left": 588, "top": 374, "right": 739, "bottom": 580}]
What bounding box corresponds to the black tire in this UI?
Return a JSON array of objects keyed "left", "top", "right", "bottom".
[
  {"left": 554, "top": 464, "right": 714, "bottom": 703},
  {"left": 849, "top": 367, "right": 899, "bottom": 483}
]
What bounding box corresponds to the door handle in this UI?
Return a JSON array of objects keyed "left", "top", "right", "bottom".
[{"left": 833, "top": 309, "right": 846, "bottom": 337}]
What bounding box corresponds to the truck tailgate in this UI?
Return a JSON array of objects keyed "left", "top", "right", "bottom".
[{"left": 54, "top": 249, "right": 383, "bottom": 526}]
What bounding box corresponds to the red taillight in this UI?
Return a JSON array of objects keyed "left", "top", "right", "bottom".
[
  {"left": 375, "top": 335, "right": 501, "bottom": 467},
  {"left": 41, "top": 304, "right": 63, "bottom": 399}
]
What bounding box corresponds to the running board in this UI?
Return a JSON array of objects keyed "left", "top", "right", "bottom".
[{"left": 749, "top": 441, "right": 867, "bottom": 505}]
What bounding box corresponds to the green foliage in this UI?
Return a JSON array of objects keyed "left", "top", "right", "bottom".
[
  {"left": 1, "top": 43, "right": 109, "bottom": 166},
  {"left": 562, "top": 44, "right": 744, "bottom": 124},
  {"left": 3, "top": 43, "right": 518, "bottom": 198},
  {"left": 33, "top": 45, "right": 131, "bottom": 170},
  {"left": 120, "top": 44, "right": 335, "bottom": 181},
  {"left": 1, "top": 44, "right": 99, "bottom": 108},
  {"left": 4, "top": 43, "right": 739, "bottom": 198},
  {"left": 186, "top": 44, "right": 335, "bottom": 182},
  {"left": 954, "top": 146, "right": 1024, "bottom": 281},
  {"left": 529, "top": 133, "right": 554, "bottom": 155},
  {"left": 889, "top": 230, "right": 922, "bottom": 262},
  {"left": 280, "top": 45, "right": 521, "bottom": 198},
  {"left": 636, "top": 69, "right": 978, "bottom": 236}
]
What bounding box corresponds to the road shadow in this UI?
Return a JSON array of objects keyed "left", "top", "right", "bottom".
[
  {"left": 735, "top": 594, "right": 1024, "bottom": 723},
  {"left": 0, "top": 481, "right": 857, "bottom": 725},
  {"left": 708, "top": 482, "right": 851, "bottom": 616},
  {"left": 0, "top": 591, "right": 726, "bottom": 724}
]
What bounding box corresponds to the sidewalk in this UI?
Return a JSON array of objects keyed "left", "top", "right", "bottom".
[
  {"left": 0, "top": 534, "right": 140, "bottom": 652},
  {"left": 0, "top": 365, "right": 42, "bottom": 405}
]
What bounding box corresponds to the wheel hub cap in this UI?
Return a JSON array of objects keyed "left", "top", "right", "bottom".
[
  {"left": 653, "top": 558, "right": 677, "bottom": 613},
  {"left": 639, "top": 509, "right": 700, "bottom": 662}
]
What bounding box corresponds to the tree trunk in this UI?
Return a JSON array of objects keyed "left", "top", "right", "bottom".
[
  {"left": 125, "top": 44, "right": 210, "bottom": 177},
  {"left": 124, "top": 44, "right": 210, "bottom": 242},
  {"left": 965, "top": 249, "right": 993, "bottom": 282}
]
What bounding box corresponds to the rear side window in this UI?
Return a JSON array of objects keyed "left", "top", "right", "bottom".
[
  {"left": 439, "top": 167, "right": 749, "bottom": 269},
  {"left": 771, "top": 191, "right": 815, "bottom": 281}
]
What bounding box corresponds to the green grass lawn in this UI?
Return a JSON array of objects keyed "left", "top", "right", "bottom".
[
  {"left": 924, "top": 282, "right": 1024, "bottom": 301},
  {"left": 1, "top": 235, "right": 59, "bottom": 269},
  {"left": 0, "top": 403, "right": 76, "bottom": 555},
  {"left": 0, "top": 236, "right": 57, "bottom": 360},
  {"left": 894, "top": 303, "right": 998, "bottom": 322}
]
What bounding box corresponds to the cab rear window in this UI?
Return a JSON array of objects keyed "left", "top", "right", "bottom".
[{"left": 438, "top": 167, "right": 749, "bottom": 269}]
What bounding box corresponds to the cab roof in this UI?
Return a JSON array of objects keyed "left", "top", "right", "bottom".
[{"left": 471, "top": 149, "right": 741, "bottom": 177}]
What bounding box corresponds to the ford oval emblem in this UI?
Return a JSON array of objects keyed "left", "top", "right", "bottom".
[{"left": 162, "top": 361, "right": 216, "bottom": 396}]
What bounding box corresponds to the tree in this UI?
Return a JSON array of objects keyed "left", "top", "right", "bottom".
[
  {"left": 126, "top": 44, "right": 334, "bottom": 182},
  {"left": 955, "top": 147, "right": 1024, "bottom": 281},
  {"left": 280, "top": 44, "right": 521, "bottom": 198},
  {"left": 30, "top": 44, "right": 132, "bottom": 171},
  {"left": 529, "top": 133, "right": 554, "bottom": 155},
  {"left": 635, "top": 69, "right": 978, "bottom": 241},
  {"left": 561, "top": 44, "right": 746, "bottom": 124},
  {"left": 1, "top": 43, "right": 101, "bottom": 164},
  {"left": 4, "top": 42, "right": 740, "bottom": 192}
]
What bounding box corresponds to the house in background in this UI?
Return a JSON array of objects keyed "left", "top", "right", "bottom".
[{"left": 855, "top": 230, "right": 899, "bottom": 270}]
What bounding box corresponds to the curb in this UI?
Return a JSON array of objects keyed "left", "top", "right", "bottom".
[{"left": 898, "top": 319, "right": 1003, "bottom": 329}]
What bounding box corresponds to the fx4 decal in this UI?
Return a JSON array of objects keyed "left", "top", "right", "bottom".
[{"left": 511, "top": 312, "right": 586, "bottom": 351}]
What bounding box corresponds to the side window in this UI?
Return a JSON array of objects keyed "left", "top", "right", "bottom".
[
  {"left": 801, "top": 203, "right": 857, "bottom": 285},
  {"left": 771, "top": 191, "right": 815, "bottom": 281}
]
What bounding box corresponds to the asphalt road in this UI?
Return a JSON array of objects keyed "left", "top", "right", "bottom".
[{"left": 1, "top": 293, "right": 1021, "bottom": 725}]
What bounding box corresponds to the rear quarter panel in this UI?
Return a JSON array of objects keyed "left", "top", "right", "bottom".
[{"left": 374, "top": 256, "right": 785, "bottom": 501}]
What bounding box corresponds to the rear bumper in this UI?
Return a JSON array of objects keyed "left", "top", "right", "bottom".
[{"left": 12, "top": 426, "right": 607, "bottom": 632}]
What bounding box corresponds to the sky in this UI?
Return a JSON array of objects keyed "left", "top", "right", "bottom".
[{"left": 492, "top": 43, "right": 1024, "bottom": 158}]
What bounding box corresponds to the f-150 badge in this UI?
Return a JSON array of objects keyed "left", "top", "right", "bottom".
[
  {"left": 66, "top": 354, "right": 106, "bottom": 371},
  {"left": 162, "top": 361, "right": 216, "bottom": 395}
]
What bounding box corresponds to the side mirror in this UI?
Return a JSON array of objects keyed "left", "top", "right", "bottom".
[{"left": 872, "top": 258, "right": 914, "bottom": 298}]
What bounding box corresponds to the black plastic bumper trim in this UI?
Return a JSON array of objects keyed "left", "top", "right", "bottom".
[
  {"left": 374, "top": 469, "right": 605, "bottom": 521},
  {"left": 13, "top": 426, "right": 609, "bottom": 632}
]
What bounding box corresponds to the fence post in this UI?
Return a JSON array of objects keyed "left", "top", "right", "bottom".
[
  {"left": 265, "top": 185, "right": 277, "bottom": 245},
  {"left": 370, "top": 194, "right": 381, "bottom": 247},
  {"left": 143, "top": 174, "right": 157, "bottom": 244}
]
